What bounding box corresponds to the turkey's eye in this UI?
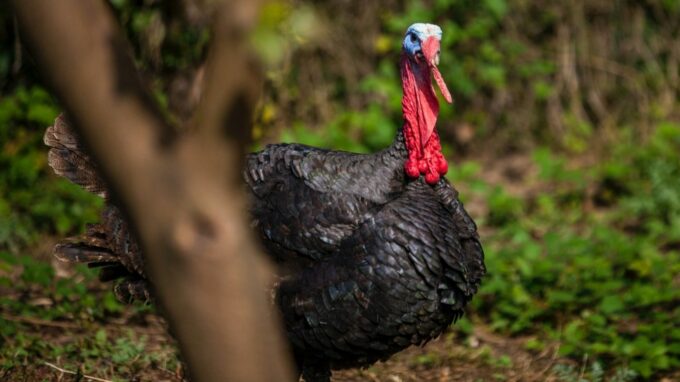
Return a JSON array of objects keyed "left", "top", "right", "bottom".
[{"left": 410, "top": 33, "right": 418, "bottom": 43}]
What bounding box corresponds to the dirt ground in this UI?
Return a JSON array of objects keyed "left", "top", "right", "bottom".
[
  {"left": 5, "top": 154, "right": 679, "bottom": 381},
  {"left": 334, "top": 327, "right": 565, "bottom": 382},
  {"left": 0, "top": 156, "right": 590, "bottom": 382},
  {"left": 1, "top": 306, "right": 569, "bottom": 382}
]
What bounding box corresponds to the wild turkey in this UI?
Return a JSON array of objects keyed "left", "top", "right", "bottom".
[{"left": 46, "top": 23, "right": 485, "bottom": 382}]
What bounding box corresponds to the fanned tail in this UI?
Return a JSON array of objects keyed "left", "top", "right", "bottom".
[
  {"left": 44, "top": 114, "right": 108, "bottom": 198},
  {"left": 53, "top": 219, "right": 152, "bottom": 303},
  {"left": 53, "top": 223, "right": 118, "bottom": 264},
  {"left": 45, "top": 114, "right": 151, "bottom": 303}
]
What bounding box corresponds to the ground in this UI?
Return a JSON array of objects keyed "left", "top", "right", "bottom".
[
  {"left": 335, "top": 326, "right": 565, "bottom": 382},
  {"left": 0, "top": 239, "right": 569, "bottom": 382},
  {"left": 0, "top": 238, "right": 569, "bottom": 382},
  {"left": 1, "top": 306, "right": 567, "bottom": 382},
  {"left": 2, "top": 146, "right": 679, "bottom": 381}
]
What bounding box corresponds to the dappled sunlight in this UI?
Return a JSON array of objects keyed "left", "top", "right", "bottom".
[{"left": 1, "top": 1, "right": 679, "bottom": 381}]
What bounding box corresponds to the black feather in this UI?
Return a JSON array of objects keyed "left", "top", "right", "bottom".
[{"left": 46, "top": 113, "right": 485, "bottom": 382}]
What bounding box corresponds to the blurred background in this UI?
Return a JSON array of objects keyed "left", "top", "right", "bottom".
[{"left": 0, "top": 0, "right": 678, "bottom": 381}]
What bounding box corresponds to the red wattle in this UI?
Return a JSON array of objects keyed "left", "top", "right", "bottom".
[
  {"left": 404, "top": 160, "right": 420, "bottom": 178},
  {"left": 418, "top": 160, "right": 428, "bottom": 173},
  {"left": 425, "top": 171, "right": 439, "bottom": 185},
  {"left": 438, "top": 156, "right": 448, "bottom": 175},
  {"left": 400, "top": 54, "right": 449, "bottom": 184}
]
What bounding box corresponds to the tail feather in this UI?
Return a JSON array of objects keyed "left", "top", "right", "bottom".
[
  {"left": 44, "top": 114, "right": 108, "bottom": 198},
  {"left": 96, "top": 264, "right": 131, "bottom": 282},
  {"left": 53, "top": 230, "right": 151, "bottom": 302},
  {"left": 52, "top": 211, "right": 148, "bottom": 297},
  {"left": 53, "top": 222, "right": 119, "bottom": 263},
  {"left": 100, "top": 206, "right": 146, "bottom": 278},
  {"left": 45, "top": 114, "right": 150, "bottom": 303},
  {"left": 114, "top": 279, "right": 152, "bottom": 303},
  {"left": 54, "top": 242, "right": 120, "bottom": 264}
]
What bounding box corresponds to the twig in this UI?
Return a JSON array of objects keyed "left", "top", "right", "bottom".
[
  {"left": 582, "top": 55, "right": 640, "bottom": 84},
  {"left": 578, "top": 353, "right": 588, "bottom": 380},
  {"left": 12, "top": 15, "right": 22, "bottom": 75},
  {"left": 536, "top": 342, "right": 561, "bottom": 377},
  {"left": 44, "top": 362, "right": 114, "bottom": 382},
  {"left": 1, "top": 314, "right": 80, "bottom": 329}
]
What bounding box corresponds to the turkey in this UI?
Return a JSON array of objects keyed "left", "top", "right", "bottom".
[{"left": 45, "top": 23, "right": 485, "bottom": 382}]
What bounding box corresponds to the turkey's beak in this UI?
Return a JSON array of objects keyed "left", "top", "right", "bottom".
[{"left": 422, "top": 36, "right": 452, "bottom": 104}]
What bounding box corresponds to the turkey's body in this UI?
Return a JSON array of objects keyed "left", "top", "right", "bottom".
[
  {"left": 46, "top": 23, "right": 486, "bottom": 382},
  {"left": 246, "top": 132, "right": 484, "bottom": 376}
]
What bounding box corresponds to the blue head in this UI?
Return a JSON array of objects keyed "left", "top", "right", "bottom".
[
  {"left": 401, "top": 23, "right": 452, "bottom": 103},
  {"left": 403, "top": 23, "right": 443, "bottom": 65}
]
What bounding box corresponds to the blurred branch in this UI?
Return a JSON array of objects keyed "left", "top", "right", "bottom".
[
  {"left": 12, "top": 1, "right": 293, "bottom": 381},
  {"left": 192, "top": 0, "right": 262, "bottom": 145}
]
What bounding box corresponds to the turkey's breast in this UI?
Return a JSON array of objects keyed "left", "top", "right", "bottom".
[{"left": 275, "top": 179, "right": 482, "bottom": 369}]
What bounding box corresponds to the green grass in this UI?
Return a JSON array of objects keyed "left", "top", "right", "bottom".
[
  {"left": 3, "top": 123, "right": 678, "bottom": 380},
  {"left": 446, "top": 122, "right": 680, "bottom": 379},
  {"left": 2, "top": 87, "right": 679, "bottom": 380},
  {"left": 0, "top": 252, "right": 179, "bottom": 381},
  {"left": 0, "top": 86, "right": 102, "bottom": 251},
  {"left": 1, "top": 1, "right": 679, "bottom": 378},
  {"left": 0, "top": 86, "right": 179, "bottom": 380}
]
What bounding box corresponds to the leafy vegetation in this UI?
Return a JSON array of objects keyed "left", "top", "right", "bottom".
[
  {"left": 0, "top": 251, "right": 179, "bottom": 381},
  {"left": 455, "top": 123, "right": 680, "bottom": 378},
  {"left": 0, "top": 87, "right": 102, "bottom": 250},
  {"left": 1, "top": 0, "right": 679, "bottom": 380}
]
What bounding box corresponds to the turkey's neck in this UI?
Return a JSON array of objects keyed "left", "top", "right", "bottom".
[{"left": 396, "top": 54, "right": 448, "bottom": 184}]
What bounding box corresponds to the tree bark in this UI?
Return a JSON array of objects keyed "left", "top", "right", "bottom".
[{"left": 12, "top": 1, "right": 294, "bottom": 381}]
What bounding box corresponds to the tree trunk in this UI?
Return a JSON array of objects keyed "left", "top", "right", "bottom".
[{"left": 12, "top": 1, "right": 294, "bottom": 381}]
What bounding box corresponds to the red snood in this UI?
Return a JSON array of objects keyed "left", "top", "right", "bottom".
[{"left": 400, "top": 55, "right": 448, "bottom": 185}]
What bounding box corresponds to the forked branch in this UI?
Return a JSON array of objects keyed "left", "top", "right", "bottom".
[{"left": 12, "top": 1, "right": 294, "bottom": 381}]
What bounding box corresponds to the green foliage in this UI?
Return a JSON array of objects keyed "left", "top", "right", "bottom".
[
  {"left": 0, "top": 251, "right": 167, "bottom": 379},
  {"left": 282, "top": 105, "right": 680, "bottom": 378},
  {"left": 0, "top": 252, "right": 124, "bottom": 324},
  {"left": 109, "top": 0, "right": 209, "bottom": 73},
  {"left": 1, "top": 1, "right": 679, "bottom": 380},
  {"left": 457, "top": 123, "right": 680, "bottom": 378},
  {"left": 282, "top": 0, "right": 525, "bottom": 149},
  {"left": 553, "top": 360, "right": 637, "bottom": 382},
  {"left": 0, "top": 87, "right": 102, "bottom": 250},
  {"left": 275, "top": 0, "right": 679, "bottom": 158},
  {"left": 281, "top": 102, "right": 398, "bottom": 153}
]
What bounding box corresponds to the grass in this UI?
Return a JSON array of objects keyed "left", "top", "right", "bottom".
[
  {"left": 2, "top": 124, "right": 679, "bottom": 380},
  {"left": 2, "top": 0, "right": 680, "bottom": 379},
  {"left": 446, "top": 122, "right": 680, "bottom": 379},
  {"left": 0, "top": 250, "right": 181, "bottom": 381},
  {"left": 1, "top": 84, "right": 679, "bottom": 380},
  {"left": 0, "top": 81, "right": 680, "bottom": 381}
]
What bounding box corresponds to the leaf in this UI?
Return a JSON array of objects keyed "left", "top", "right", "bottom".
[
  {"left": 599, "top": 295, "right": 624, "bottom": 315},
  {"left": 484, "top": 0, "right": 508, "bottom": 19}
]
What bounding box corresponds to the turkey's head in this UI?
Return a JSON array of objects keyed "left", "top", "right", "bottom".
[
  {"left": 401, "top": 23, "right": 452, "bottom": 184},
  {"left": 402, "top": 23, "right": 452, "bottom": 105}
]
